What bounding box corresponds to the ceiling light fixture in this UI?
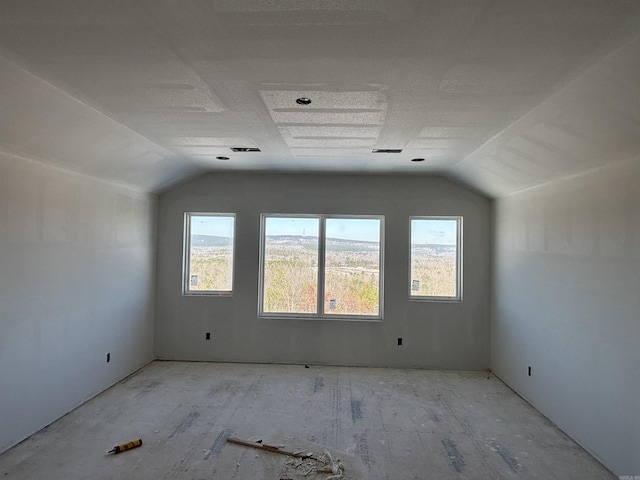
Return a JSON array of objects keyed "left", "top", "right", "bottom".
[
  {"left": 411, "top": 158, "right": 425, "bottom": 162},
  {"left": 230, "top": 147, "right": 261, "bottom": 152},
  {"left": 372, "top": 149, "right": 403, "bottom": 153},
  {"left": 296, "top": 97, "right": 312, "bottom": 105}
]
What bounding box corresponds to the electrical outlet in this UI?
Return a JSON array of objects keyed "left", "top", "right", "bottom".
[
  {"left": 397, "top": 338, "right": 403, "bottom": 346},
  {"left": 205, "top": 332, "right": 211, "bottom": 340}
]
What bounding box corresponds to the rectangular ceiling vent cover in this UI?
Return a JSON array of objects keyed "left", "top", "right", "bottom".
[
  {"left": 231, "top": 147, "right": 261, "bottom": 152},
  {"left": 372, "top": 149, "right": 402, "bottom": 153}
]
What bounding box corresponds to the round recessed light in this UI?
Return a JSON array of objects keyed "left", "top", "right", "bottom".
[
  {"left": 216, "top": 156, "right": 230, "bottom": 161},
  {"left": 296, "top": 97, "right": 312, "bottom": 105},
  {"left": 411, "top": 158, "right": 425, "bottom": 162}
]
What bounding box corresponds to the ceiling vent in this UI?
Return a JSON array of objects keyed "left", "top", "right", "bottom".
[
  {"left": 372, "top": 149, "right": 402, "bottom": 153},
  {"left": 230, "top": 147, "right": 261, "bottom": 152}
]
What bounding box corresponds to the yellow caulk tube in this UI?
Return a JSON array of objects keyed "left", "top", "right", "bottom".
[{"left": 108, "top": 438, "right": 142, "bottom": 454}]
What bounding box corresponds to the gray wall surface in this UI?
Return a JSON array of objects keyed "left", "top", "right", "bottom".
[
  {"left": 155, "top": 173, "right": 491, "bottom": 370},
  {"left": 491, "top": 158, "right": 640, "bottom": 475},
  {"left": 0, "top": 152, "right": 156, "bottom": 454}
]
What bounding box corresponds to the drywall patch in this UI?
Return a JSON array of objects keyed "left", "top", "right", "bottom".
[
  {"left": 249, "top": 374, "right": 264, "bottom": 393},
  {"left": 442, "top": 438, "right": 465, "bottom": 473},
  {"left": 354, "top": 432, "right": 370, "bottom": 468},
  {"left": 205, "top": 428, "right": 233, "bottom": 459},
  {"left": 313, "top": 376, "right": 324, "bottom": 393},
  {"left": 427, "top": 408, "right": 442, "bottom": 423},
  {"left": 489, "top": 440, "right": 520, "bottom": 473},
  {"left": 351, "top": 399, "right": 364, "bottom": 423},
  {"left": 134, "top": 380, "right": 161, "bottom": 398},
  {"left": 168, "top": 411, "right": 200, "bottom": 438}
]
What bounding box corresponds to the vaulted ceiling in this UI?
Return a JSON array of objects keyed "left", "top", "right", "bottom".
[{"left": 0, "top": 1, "right": 638, "bottom": 196}]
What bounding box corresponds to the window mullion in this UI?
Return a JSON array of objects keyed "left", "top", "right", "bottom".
[
  {"left": 183, "top": 213, "right": 192, "bottom": 293},
  {"left": 317, "top": 215, "right": 326, "bottom": 316}
]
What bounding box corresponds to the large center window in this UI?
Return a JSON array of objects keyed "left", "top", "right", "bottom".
[{"left": 259, "top": 215, "right": 384, "bottom": 320}]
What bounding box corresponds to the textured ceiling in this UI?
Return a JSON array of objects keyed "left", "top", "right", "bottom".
[{"left": 0, "top": 0, "right": 638, "bottom": 195}]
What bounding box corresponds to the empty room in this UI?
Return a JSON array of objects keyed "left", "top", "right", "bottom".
[{"left": 0, "top": 1, "right": 638, "bottom": 479}]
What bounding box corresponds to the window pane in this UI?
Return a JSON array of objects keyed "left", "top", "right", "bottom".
[
  {"left": 263, "top": 217, "right": 319, "bottom": 314},
  {"left": 187, "top": 215, "right": 234, "bottom": 292},
  {"left": 410, "top": 218, "right": 459, "bottom": 298},
  {"left": 324, "top": 218, "right": 381, "bottom": 316}
]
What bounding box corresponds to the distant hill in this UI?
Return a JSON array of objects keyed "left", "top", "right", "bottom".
[
  {"left": 411, "top": 243, "right": 456, "bottom": 255},
  {"left": 266, "top": 235, "right": 380, "bottom": 252},
  {"left": 265, "top": 235, "right": 451, "bottom": 254},
  {"left": 191, "top": 234, "right": 233, "bottom": 247},
  {"left": 266, "top": 235, "right": 318, "bottom": 244},
  {"left": 325, "top": 237, "right": 379, "bottom": 252},
  {"left": 193, "top": 234, "right": 454, "bottom": 254},
  {"left": 193, "top": 234, "right": 455, "bottom": 256}
]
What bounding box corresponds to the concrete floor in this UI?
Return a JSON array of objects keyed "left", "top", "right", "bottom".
[{"left": 0, "top": 361, "right": 616, "bottom": 479}]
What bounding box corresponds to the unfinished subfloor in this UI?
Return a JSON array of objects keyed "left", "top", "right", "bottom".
[{"left": 0, "top": 361, "right": 615, "bottom": 479}]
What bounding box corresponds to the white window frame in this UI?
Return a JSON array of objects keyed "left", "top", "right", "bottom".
[
  {"left": 182, "top": 212, "right": 235, "bottom": 296},
  {"left": 259, "top": 213, "right": 384, "bottom": 320},
  {"left": 409, "top": 216, "right": 462, "bottom": 302}
]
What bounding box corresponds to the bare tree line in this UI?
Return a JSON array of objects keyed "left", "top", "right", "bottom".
[{"left": 188, "top": 245, "right": 457, "bottom": 308}]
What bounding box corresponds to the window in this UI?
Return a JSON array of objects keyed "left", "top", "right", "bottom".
[
  {"left": 323, "top": 218, "right": 382, "bottom": 317},
  {"left": 260, "top": 215, "right": 383, "bottom": 319},
  {"left": 410, "top": 217, "right": 462, "bottom": 301},
  {"left": 183, "top": 213, "right": 235, "bottom": 294}
]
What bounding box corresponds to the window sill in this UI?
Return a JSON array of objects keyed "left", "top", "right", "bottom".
[
  {"left": 259, "top": 314, "right": 383, "bottom": 323},
  {"left": 409, "top": 296, "right": 462, "bottom": 303},
  {"left": 183, "top": 291, "right": 234, "bottom": 297}
]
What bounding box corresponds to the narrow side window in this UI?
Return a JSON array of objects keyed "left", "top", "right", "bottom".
[
  {"left": 410, "top": 217, "right": 462, "bottom": 301},
  {"left": 184, "top": 213, "right": 235, "bottom": 295}
]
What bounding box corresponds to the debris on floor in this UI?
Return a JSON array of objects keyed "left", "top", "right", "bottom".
[
  {"left": 227, "top": 436, "right": 316, "bottom": 459},
  {"left": 280, "top": 450, "right": 345, "bottom": 479},
  {"left": 107, "top": 438, "right": 142, "bottom": 454},
  {"left": 227, "top": 436, "right": 356, "bottom": 479}
]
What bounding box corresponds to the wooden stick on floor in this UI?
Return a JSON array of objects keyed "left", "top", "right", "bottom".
[{"left": 226, "top": 436, "right": 316, "bottom": 460}]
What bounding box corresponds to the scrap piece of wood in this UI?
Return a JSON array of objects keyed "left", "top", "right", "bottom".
[{"left": 226, "top": 437, "right": 316, "bottom": 459}]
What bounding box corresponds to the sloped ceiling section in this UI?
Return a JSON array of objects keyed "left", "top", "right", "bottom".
[
  {"left": 0, "top": 0, "right": 638, "bottom": 195},
  {"left": 453, "top": 36, "right": 640, "bottom": 197},
  {"left": 0, "top": 56, "right": 204, "bottom": 191}
]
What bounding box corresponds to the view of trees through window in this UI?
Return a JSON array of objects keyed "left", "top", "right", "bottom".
[
  {"left": 262, "top": 217, "right": 319, "bottom": 313},
  {"left": 323, "top": 218, "right": 380, "bottom": 316},
  {"left": 410, "top": 217, "right": 460, "bottom": 299},
  {"left": 185, "top": 214, "right": 234, "bottom": 293},
  {"left": 183, "top": 213, "right": 461, "bottom": 307},
  {"left": 262, "top": 216, "right": 382, "bottom": 317}
]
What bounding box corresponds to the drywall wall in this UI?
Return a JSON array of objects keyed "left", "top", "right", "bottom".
[
  {"left": 0, "top": 152, "right": 156, "bottom": 454},
  {"left": 155, "top": 173, "right": 491, "bottom": 370},
  {"left": 491, "top": 158, "right": 640, "bottom": 475}
]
